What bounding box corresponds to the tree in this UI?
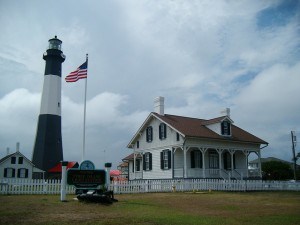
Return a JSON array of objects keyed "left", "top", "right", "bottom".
[{"left": 262, "top": 161, "right": 294, "bottom": 180}]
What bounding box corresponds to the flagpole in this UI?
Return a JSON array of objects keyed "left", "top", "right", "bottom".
[{"left": 82, "top": 54, "right": 88, "bottom": 161}]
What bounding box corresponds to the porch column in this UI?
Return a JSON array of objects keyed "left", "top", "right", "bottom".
[
  {"left": 244, "top": 150, "right": 249, "bottom": 178},
  {"left": 201, "top": 148, "right": 207, "bottom": 178},
  {"left": 183, "top": 146, "right": 188, "bottom": 178},
  {"left": 216, "top": 149, "right": 223, "bottom": 177},
  {"left": 133, "top": 150, "right": 136, "bottom": 180},
  {"left": 258, "top": 150, "right": 262, "bottom": 178},
  {"left": 229, "top": 149, "right": 235, "bottom": 178}
]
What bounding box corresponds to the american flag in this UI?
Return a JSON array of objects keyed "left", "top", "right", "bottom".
[{"left": 65, "top": 61, "right": 88, "bottom": 82}]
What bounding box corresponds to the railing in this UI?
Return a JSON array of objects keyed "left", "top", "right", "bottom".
[{"left": 1, "top": 178, "right": 300, "bottom": 195}]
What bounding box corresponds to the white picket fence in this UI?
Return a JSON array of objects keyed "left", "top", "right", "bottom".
[{"left": 1, "top": 178, "right": 300, "bottom": 195}]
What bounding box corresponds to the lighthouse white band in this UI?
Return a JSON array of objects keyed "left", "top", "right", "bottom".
[{"left": 40, "top": 75, "right": 61, "bottom": 116}]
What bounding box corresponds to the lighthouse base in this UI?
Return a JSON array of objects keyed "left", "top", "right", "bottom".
[{"left": 32, "top": 114, "right": 63, "bottom": 175}]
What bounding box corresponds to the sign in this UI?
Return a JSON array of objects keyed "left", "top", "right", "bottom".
[{"left": 67, "top": 169, "right": 106, "bottom": 188}]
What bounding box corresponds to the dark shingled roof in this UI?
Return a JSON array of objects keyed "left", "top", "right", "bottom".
[{"left": 153, "top": 113, "right": 268, "bottom": 144}]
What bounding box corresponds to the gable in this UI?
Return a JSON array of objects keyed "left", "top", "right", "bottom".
[{"left": 0, "top": 151, "right": 34, "bottom": 166}]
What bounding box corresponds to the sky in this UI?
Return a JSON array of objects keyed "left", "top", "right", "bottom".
[{"left": 0, "top": 0, "right": 299, "bottom": 169}]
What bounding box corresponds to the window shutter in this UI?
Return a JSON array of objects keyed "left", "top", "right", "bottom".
[
  {"left": 191, "top": 151, "right": 195, "bottom": 168},
  {"left": 221, "top": 122, "right": 225, "bottom": 135},
  {"left": 160, "top": 152, "right": 164, "bottom": 169},
  {"left": 17, "top": 169, "right": 20, "bottom": 178},
  {"left": 25, "top": 169, "right": 28, "bottom": 178},
  {"left": 4, "top": 168, "right": 7, "bottom": 177},
  {"left": 228, "top": 124, "right": 231, "bottom": 135},
  {"left": 164, "top": 124, "right": 167, "bottom": 138},
  {"left": 143, "top": 154, "right": 146, "bottom": 170},
  {"left": 168, "top": 150, "right": 171, "bottom": 169},
  {"left": 12, "top": 168, "right": 15, "bottom": 177},
  {"left": 159, "top": 124, "right": 162, "bottom": 139},
  {"left": 146, "top": 128, "right": 149, "bottom": 142},
  {"left": 150, "top": 127, "right": 153, "bottom": 141},
  {"left": 149, "top": 153, "right": 152, "bottom": 170}
]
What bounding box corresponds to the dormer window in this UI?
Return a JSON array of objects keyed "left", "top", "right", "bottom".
[{"left": 221, "top": 120, "right": 231, "bottom": 136}]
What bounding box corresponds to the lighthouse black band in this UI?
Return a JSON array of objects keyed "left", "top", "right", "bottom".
[{"left": 43, "top": 49, "right": 65, "bottom": 76}]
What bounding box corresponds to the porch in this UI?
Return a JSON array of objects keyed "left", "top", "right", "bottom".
[{"left": 173, "top": 147, "right": 262, "bottom": 180}]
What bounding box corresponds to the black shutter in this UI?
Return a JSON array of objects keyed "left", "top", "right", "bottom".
[
  {"left": 146, "top": 128, "right": 149, "bottom": 142},
  {"left": 221, "top": 122, "right": 225, "bottom": 135},
  {"left": 191, "top": 151, "right": 195, "bottom": 168},
  {"left": 25, "top": 169, "right": 28, "bottom": 178},
  {"left": 168, "top": 150, "right": 171, "bottom": 169},
  {"left": 17, "top": 169, "right": 20, "bottom": 178},
  {"left": 164, "top": 124, "right": 167, "bottom": 138},
  {"left": 159, "top": 124, "right": 162, "bottom": 139},
  {"left": 4, "top": 168, "right": 7, "bottom": 177},
  {"left": 150, "top": 127, "right": 153, "bottom": 141},
  {"left": 149, "top": 153, "right": 152, "bottom": 170},
  {"left": 12, "top": 169, "right": 15, "bottom": 177},
  {"left": 143, "top": 154, "right": 146, "bottom": 170},
  {"left": 160, "top": 152, "right": 164, "bottom": 169},
  {"left": 228, "top": 123, "right": 231, "bottom": 135}
]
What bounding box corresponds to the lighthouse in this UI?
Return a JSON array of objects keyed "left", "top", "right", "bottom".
[{"left": 32, "top": 36, "right": 65, "bottom": 174}]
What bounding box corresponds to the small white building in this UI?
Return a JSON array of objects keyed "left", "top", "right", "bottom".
[
  {"left": 0, "top": 145, "right": 44, "bottom": 179},
  {"left": 126, "top": 97, "right": 268, "bottom": 180}
]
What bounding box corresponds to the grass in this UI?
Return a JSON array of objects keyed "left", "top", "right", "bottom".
[{"left": 0, "top": 192, "right": 300, "bottom": 225}]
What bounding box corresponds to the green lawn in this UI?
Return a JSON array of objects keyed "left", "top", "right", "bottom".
[{"left": 0, "top": 192, "right": 299, "bottom": 225}]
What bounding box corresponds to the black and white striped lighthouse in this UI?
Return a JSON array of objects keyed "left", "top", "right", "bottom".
[{"left": 32, "top": 36, "right": 65, "bottom": 173}]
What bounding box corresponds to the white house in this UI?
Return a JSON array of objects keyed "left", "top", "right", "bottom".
[
  {"left": 126, "top": 97, "right": 268, "bottom": 180},
  {"left": 0, "top": 144, "right": 44, "bottom": 179}
]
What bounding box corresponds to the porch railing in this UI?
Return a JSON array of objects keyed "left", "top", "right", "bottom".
[{"left": 172, "top": 168, "right": 260, "bottom": 179}]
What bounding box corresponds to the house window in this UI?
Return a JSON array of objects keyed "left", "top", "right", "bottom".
[
  {"left": 221, "top": 121, "right": 231, "bottom": 136},
  {"left": 176, "top": 133, "right": 180, "bottom": 141},
  {"left": 160, "top": 150, "right": 171, "bottom": 170},
  {"left": 159, "top": 123, "right": 167, "bottom": 140},
  {"left": 209, "top": 152, "right": 219, "bottom": 169},
  {"left": 11, "top": 157, "right": 16, "bottom": 164},
  {"left": 191, "top": 150, "right": 202, "bottom": 168},
  {"left": 18, "top": 168, "right": 28, "bottom": 178},
  {"left": 146, "top": 126, "right": 153, "bottom": 142},
  {"left": 135, "top": 159, "right": 141, "bottom": 172},
  {"left": 136, "top": 141, "right": 139, "bottom": 149},
  {"left": 4, "top": 168, "right": 15, "bottom": 178},
  {"left": 143, "top": 152, "right": 152, "bottom": 171},
  {"left": 18, "top": 157, "right": 23, "bottom": 164}
]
